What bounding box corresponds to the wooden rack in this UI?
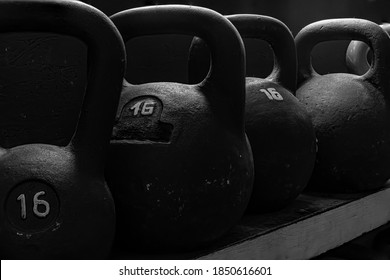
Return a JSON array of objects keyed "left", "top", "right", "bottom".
[{"left": 114, "top": 185, "right": 390, "bottom": 260}]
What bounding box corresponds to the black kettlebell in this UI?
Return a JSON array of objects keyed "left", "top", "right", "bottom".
[
  {"left": 0, "top": 0, "right": 125, "bottom": 259},
  {"left": 296, "top": 19, "right": 390, "bottom": 192},
  {"left": 188, "top": 15, "right": 317, "bottom": 213},
  {"left": 107, "top": 5, "right": 253, "bottom": 252},
  {"left": 346, "top": 23, "right": 390, "bottom": 75}
]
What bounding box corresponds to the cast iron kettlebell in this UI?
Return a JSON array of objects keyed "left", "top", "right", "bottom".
[
  {"left": 346, "top": 23, "right": 390, "bottom": 75},
  {"left": 107, "top": 5, "right": 253, "bottom": 252},
  {"left": 189, "top": 15, "right": 317, "bottom": 213},
  {"left": 296, "top": 19, "right": 390, "bottom": 192},
  {"left": 0, "top": 0, "right": 125, "bottom": 259}
]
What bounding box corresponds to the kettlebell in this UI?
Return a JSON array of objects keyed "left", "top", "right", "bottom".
[
  {"left": 346, "top": 23, "right": 390, "bottom": 75},
  {"left": 188, "top": 15, "right": 317, "bottom": 213},
  {"left": 107, "top": 5, "right": 253, "bottom": 252},
  {"left": 296, "top": 19, "right": 390, "bottom": 192},
  {"left": 0, "top": 0, "right": 126, "bottom": 259}
]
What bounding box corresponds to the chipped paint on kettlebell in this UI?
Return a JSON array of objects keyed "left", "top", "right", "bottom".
[
  {"left": 0, "top": 0, "right": 125, "bottom": 259},
  {"left": 112, "top": 95, "right": 174, "bottom": 143},
  {"left": 188, "top": 15, "right": 317, "bottom": 213},
  {"left": 107, "top": 5, "right": 254, "bottom": 252}
]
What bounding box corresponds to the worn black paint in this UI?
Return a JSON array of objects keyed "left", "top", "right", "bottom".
[
  {"left": 296, "top": 19, "right": 390, "bottom": 192},
  {"left": 0, "top": 0, "right": 126, "bottom": 259},
  {"left": 106, "top": 5, "right": 254, "bottom": 252},
  {"left": 189, "top": 15, "right": 317, "bottom": 213}
]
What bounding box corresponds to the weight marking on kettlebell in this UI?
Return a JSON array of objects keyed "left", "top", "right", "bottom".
[
  {"left": 130, "top": 100, "right": 155, "bottom": 116},
  {"left": 112, "top": 96, "right": 174, "bottom": 143},
  {"left": 259, "top": 88, "right": 284, "bottom": 101},
  {"left": 6, "top": 181, "right": 59, "bottom": 233},
  {"left": 17, "top": 191, "right": 50, "bottom": 219}
]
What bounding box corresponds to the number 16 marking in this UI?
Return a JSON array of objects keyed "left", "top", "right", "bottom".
[
  {"left": 130, "top": 100, "right": 155, "bottom": 116},
  {"left": 260, "top": 88, "right": 283, "bottom": 101},
  {"left": 17, "top": 191, "right": 50, "bottom": 219}
]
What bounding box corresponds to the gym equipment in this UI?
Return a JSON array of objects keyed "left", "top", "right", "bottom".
[
  {"left": 188, "top": 14, "right": 316, "bottom": 212},
  {"left": 107, "top": 5, "right": 254, "bottom": 251},
  {"left": 0, "top": 0, "right": 126, "bottom": 259},
  {"left": 346, "top": 23, "right": 390, "bottom": 75},
  {"left": 296, "top": 18, "right": 390, "bottom": 192}
]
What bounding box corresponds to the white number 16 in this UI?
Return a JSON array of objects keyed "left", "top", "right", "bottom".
[{"left": 260, "top": 88, "right": 283, "bottom": 101}]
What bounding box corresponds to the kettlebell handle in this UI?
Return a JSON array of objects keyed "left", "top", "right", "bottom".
[
  {"left": 346, "top": 23, "right": 390, "bottom": 76},
  {"left": 0, "top": 0, "right": 126, "bottom": 164},
  {"left": 226, "top": 14, "right": 297, "bottom": 93},
  {"left": 296, "top": 19, "right": 390, "bottom": 93},
  {"left": 110, "top": 5, "right": 246, "bottom": 114}
]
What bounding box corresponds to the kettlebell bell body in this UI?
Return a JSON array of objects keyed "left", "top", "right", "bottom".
[
  {"left": 346, "top": 23, "right": 390, "bottom": 75},
  {"left": 107, "top": 5, "right": 253, "bottom": 252},
  {"left": 0, "top": 0, "right": 125, "bottom": 259},
  {"left": 189, "top": 15, "right": 316, "bottom": 213},
  {"left": 296, "top": 19, "right": 390, "bottom": 192}
]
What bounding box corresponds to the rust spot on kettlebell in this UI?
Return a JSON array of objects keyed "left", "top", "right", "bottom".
[
  {"left": 112, "top": 95, "right": 173, "bottom": 143},
  {"left": 5, "top": 180, "right": 60, "bottom": 233}
]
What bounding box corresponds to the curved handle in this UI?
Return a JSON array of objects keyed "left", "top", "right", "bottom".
[
  {"left": 0, "top": 0, "right": 126, "bottom": 167},
  {"left": 346, "top": 23, "right": 390, "bottom": 76},
  {"left": 226, "top": 14, "right": 297, "bottom": 93},
  {"left": 296, "top": 18, "right": 390, "bottom": 93},
  {"left": 188, "top": 36, "right": 212, "bottom": 84},
  {"left": 188, "top": 14, "right": 296, "bottom": 93},
  {"left": 110, "top": 5, "right": 246, "bottom": 118}
]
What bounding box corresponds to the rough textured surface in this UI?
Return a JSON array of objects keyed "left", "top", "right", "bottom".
[
  {"left": 0, "top": 145, "right": 116, "bottom": 259},
  {"left": 295, "top": 19, "right": 390, "bottom": 192},
  {"left": 0, "top": 0, "right": 126, "bottom": 259},
  {"left": 245, "top": 78, "right": 316, "bottom": 212},
  {"left": 346, "top": 23, "right": 390, "bottom": 75},
  {"left": 107, "top": 6, "right": 253, "bottom": 252},
  {"left": 297, "top": 74, "right": 390, "bottom": 191},
  {"left": 188, "top": 15, "right": 317, "bottom": 213},
  {"left": 108, "top": 83, "right": 253, "bottom": 252},
  {"left": 296, "top": 19, "right": 390, "bottom": 192}
]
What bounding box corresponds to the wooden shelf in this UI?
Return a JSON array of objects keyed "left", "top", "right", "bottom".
[{"left": 113, "top": 186, "right": 390, "bottom": 260}]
